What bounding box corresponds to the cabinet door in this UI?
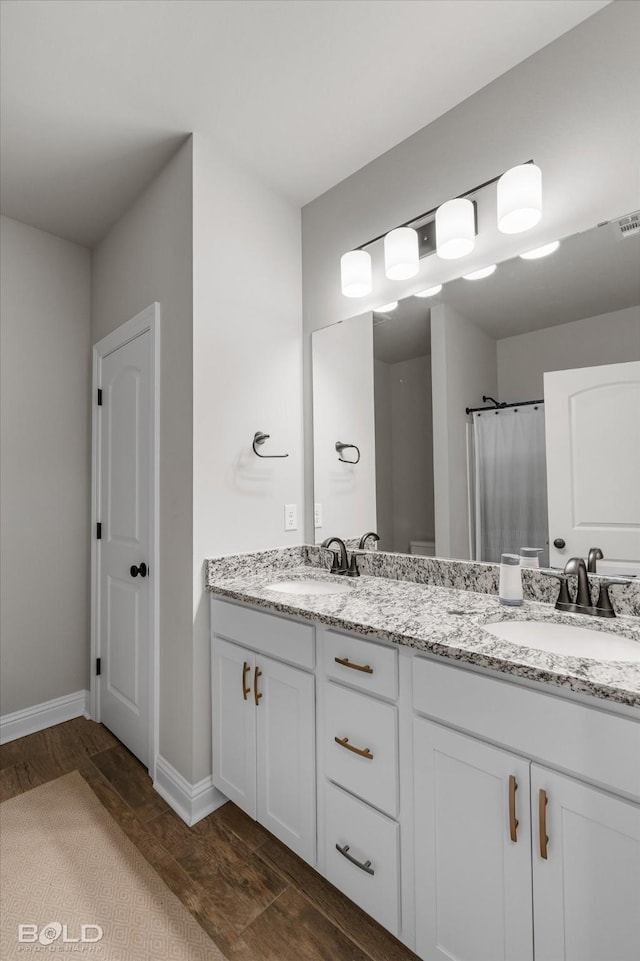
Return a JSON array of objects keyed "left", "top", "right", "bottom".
[
  {"left": 256, "top": 655, "right": 316, "bottom": 864},
  {"left": 212, "top": 638, "right": 257, "bottom": 818},
  {"left": 532, "top": 765, "right": 640, "bottom": 961},
  {"left": 414, "top": 719, "right": 533, "bottom": 961}
]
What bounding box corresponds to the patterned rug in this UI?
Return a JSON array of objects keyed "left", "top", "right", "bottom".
[{"left": 0, "top": 770, "right": 227, "bottom": 960}]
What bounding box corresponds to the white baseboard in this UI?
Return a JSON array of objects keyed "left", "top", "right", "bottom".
[
  {"left": 153, "top": 754, "right": 227, "bottom": 826},
  {"left": 0, "top": 690, "right": 90, "bottom": 745}
]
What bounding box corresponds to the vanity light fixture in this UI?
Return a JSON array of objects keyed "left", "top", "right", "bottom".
[
  {"left": 520, "top": 240, "right": 560, "bottom": 260},
  {"left": 436, "top": 198, "right": 476, "bottom": 260},
  {"left": 375, "top": 301, "right": 398, "bottom": 313},
  {"left": 384, "top": 227, "right": 419, "bottom": 279},
  {"left": 414, "top": 284, "right": 443, "bottom": 297},
  {"left": 340, "top": 249, "right": 373, "bottom": 297},
  {"left": 340, "top": 159, "right": 540, "bottom": 297},
  {"left": 463, "top": 264, "right": 497, "bottom": 280},
  {"left": 497, "top": 163, "right": 542, "bottom": 234}
]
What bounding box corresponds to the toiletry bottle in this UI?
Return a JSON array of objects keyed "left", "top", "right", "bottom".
[
  {"left": 520, "top": 547, "right": 543, "bottom": 568},
  {"left": 499, "top": 553, "right": 523, "bottom": 606}
]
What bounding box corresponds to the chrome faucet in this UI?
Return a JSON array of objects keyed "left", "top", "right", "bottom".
[
  {"left": 587, "top": 547, "right": 604, "bottom": 573},
  {"left": 320, "top": 537, "right": 349, "bottom": 574},
  {"left": 543, "top": 555, "right": 631, "bottom": 618},
  {"left": 563, "top": 557, "right": 593, "bottom": 612}
]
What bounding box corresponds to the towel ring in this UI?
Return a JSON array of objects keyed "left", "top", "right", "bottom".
[
  {"left": 253, "top": 431, "right": 289, "bottom": 458},
  {"left": 335, "top": 441, "right": 360, "bottom": 464}
]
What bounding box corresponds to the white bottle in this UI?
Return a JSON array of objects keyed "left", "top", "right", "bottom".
[
  {"left": 520, "top": 547, "right": 543, "bottom": 568},
  {"left": 499, "top": 553, "right": 523, "bottom": 606}
]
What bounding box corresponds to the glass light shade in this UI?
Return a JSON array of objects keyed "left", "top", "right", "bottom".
[
  {"left": 414, "top": 284, "right": 443, "bottom": 297},
  {"left": 463, "top": 264, "right": 497, "bottom": 280},
  {"left": 340, "top": 250, "right": 372, "bottom": 297},
  {"left": 436, "top": 199, "right": 475, "bottom": 259},
  {"left": 497, "top": 164, "right": 542, "bottom": 234},
  {"left": 375, "top": 301, "right": 398, "bottom": 313},
  {"left": 384, "top": 227, "right": 419, "bottom": 280},
  {"left": 520, "top": 240, "right": 560, "bottom": 260}
]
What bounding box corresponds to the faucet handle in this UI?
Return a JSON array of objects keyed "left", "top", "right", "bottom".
[
  {"left": 539, "top": 570, "right": 573, "bottom": 610},
  {"left": 320, "top": 546, "right": 341, "bottom": 575},
  {"left": 593, "top": 577, "right": 632, "bottom": 619}
]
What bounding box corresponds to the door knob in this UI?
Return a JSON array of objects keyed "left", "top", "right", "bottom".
[
  {"left": 130, "top": 562, "right": 148, "bottom": 578},
  {"left": 553, "top": 538, "right": 566, "bottom": 550}
]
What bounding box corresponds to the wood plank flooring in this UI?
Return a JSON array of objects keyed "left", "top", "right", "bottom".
[{"left": 0, "top": 718, "right": 419, "bottom": 961}]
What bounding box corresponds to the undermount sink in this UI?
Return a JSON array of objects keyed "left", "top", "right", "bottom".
[
  {"left": 264, "top": 578, "right": 353, "bottom": 596},
  {"left": 483, "top": 620, "right": 640, "bottom": 663}
]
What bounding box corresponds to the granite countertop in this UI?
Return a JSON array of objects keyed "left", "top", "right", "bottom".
[{"left": 205, "top": 552, "right": 640, "bottom": 709}]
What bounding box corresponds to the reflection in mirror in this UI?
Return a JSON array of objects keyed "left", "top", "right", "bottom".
[{"left": 312, "top": 218, "right": 640, "bottom": 574}]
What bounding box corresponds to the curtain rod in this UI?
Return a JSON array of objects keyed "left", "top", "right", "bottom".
[{"left": 466, "top": 397, "right": 544, "bottom": 415}]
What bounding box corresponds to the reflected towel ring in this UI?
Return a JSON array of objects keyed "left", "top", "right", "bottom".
[
  {"left": 253, "top": 431, "right": 289, "bottom": 458},
  {"left": 335, "top": 441, "right": 360, "bottom": 464}
]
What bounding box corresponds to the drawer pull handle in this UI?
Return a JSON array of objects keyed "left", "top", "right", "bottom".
[
  {"left": 242, "top": 662, "right": 251, "bottom": 700},
  {"left": 334, "top": 736, "right": 374, "bottom": 760},
  {"left": 508, "top": 774, "right": 519, "bottom": 843},
  {"left": 334, "top": 656, "right": 373, "bottom": 674},
  {"left": 254, "top": 666, "right": 263, "bottom": 706},
  {"left": 539, "top": 789, "right": 549, "bottom": 860},
  {"left": 335, "top": 843, "right": 375, "bottom": 876}
]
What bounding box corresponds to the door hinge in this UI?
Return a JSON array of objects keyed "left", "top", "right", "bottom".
[
  {"left": 96, "top": 658, "right": 101, "bottom": 676},
  {"left": 96, "top": 522, "right": 102, "bottom": 539},
  {"left": 97, "top": 388, "right": 102, "bottom": 406}
]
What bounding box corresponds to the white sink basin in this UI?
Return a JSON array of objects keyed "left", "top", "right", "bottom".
[
  {"left": 483, "top": 620, "right": 640, "bottom": 662},
  {"left": 264, "top": 578, "right": 353, "bottom": 596}
]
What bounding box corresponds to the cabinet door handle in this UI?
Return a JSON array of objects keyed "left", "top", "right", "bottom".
[
  {"left": 508, "top": 775, "right": 519, "bottom": 842},
  {"left": 538, "top": 789, "right": 549, "bottom": 860},
  {"left": 242, "top": 661, "right": 251, "bottom": 700},
  {"left": 334, "top": 656, "right": 373, "bottom": 674},
  {"left": 334, "top": 736, "right": 374, "bottom": 760},
  {"left": 253, "top": 666, "right": 263, "bottom": 706},
  {"left": 335, "top": 843, "right": 375, "bottom": 875}
]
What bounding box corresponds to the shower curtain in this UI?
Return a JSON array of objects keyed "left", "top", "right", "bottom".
[{"left": 473, "top": 404, "right": 549, "bottom": 565}]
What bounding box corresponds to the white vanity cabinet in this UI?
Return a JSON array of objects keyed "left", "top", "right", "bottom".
[
  {"left": 210, "top": 599, "right": 316, "bottom": 864},
  {"left": 317, "top": 627, "right": 403, "bottom": 938},
  {"left": 412, "top": 658, "right": 640, "bottom": 961}
]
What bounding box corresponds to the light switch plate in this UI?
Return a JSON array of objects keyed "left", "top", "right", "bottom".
[
  {"left": 284, "top": 504, "right": 297, "bottom": 531},
  {"left": 314, "top": 503, "right": 322, "bottom": 528}
]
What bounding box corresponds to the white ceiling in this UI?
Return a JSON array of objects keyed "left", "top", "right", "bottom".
[{"left": 0, "top": 0, "right": 610, "bottom": 247}]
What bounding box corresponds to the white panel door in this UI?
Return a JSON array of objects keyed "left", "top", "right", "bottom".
[
  {"left": 414, "top": 719, "right": 533, "bottom": 961},
  {"left": 532, "top": 765, "right": 640, "bottom": 961},
  {"left": 211, "top": 639, "right": 257, "bottom": 818},
  {"left": 99, "top": 331, "right": 151, "bottom": 764},
  {"left": 256, "top": 654, "right": 316, "bottom": 864},
  {"left": 545, "top": 361, "right": 640, "bottom": 573}
]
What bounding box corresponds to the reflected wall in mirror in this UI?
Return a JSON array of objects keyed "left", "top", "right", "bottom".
[{"left": 312, "top": 218, "right": 640, "bottom": 574}]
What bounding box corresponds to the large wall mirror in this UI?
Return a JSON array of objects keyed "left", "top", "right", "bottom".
[{"left": 312, "top": 217, "right": 640, "bottom": 575}]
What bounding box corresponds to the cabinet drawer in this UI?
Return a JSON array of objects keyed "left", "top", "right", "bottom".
[
  {"left": 324, "top": 682, "right": 399, "bottom": 817},
  {"left": 413, "top": 657, "right": 640, "bottom": 800},
  {"left": 324, "top": 629, "right": 398, "bottom": 699},
  {"left": 324, "top": 781, "right": 400, "bottom": 937},
  {"left": 211, "top": 598, "right": 314, "bottom": 669}
]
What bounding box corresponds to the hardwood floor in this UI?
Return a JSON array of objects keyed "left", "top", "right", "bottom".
[{"left": 0, "top": 718, "right": 419, "bottom": 961}]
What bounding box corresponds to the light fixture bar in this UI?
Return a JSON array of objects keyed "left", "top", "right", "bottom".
[{"left": 353, "top": 160, "right": 535, "bottom": 253}]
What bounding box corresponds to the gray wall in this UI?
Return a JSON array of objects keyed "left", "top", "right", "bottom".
[
  {"left": 497, "top": 306, "right": 640, "bottom": 402},
  {"left": 374, "top": 355, "right": 434, "bottom": 554},
  {"left": 432, "top": 304, "right": 497, "bottom": 560},
  {"left": 91, "top": 139, "right": 195, "bottom": 779},
  {"left": 301, "top": 1, "right": 640, "bottom": 540},
  {"left": 1, "top": 215, "right": 91, "bottom": 714}
]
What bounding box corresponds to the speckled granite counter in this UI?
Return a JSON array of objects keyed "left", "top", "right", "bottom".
[{"left": 205, "top": 548, "right": 640, "bottom": 709}]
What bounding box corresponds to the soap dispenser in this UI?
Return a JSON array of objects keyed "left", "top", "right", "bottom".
[
  {"left": 499, "top": 553, "right": 523, "bottom": 606},
  {"left": 520, "top": 547, "right": 543, "bottom": 568}
]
